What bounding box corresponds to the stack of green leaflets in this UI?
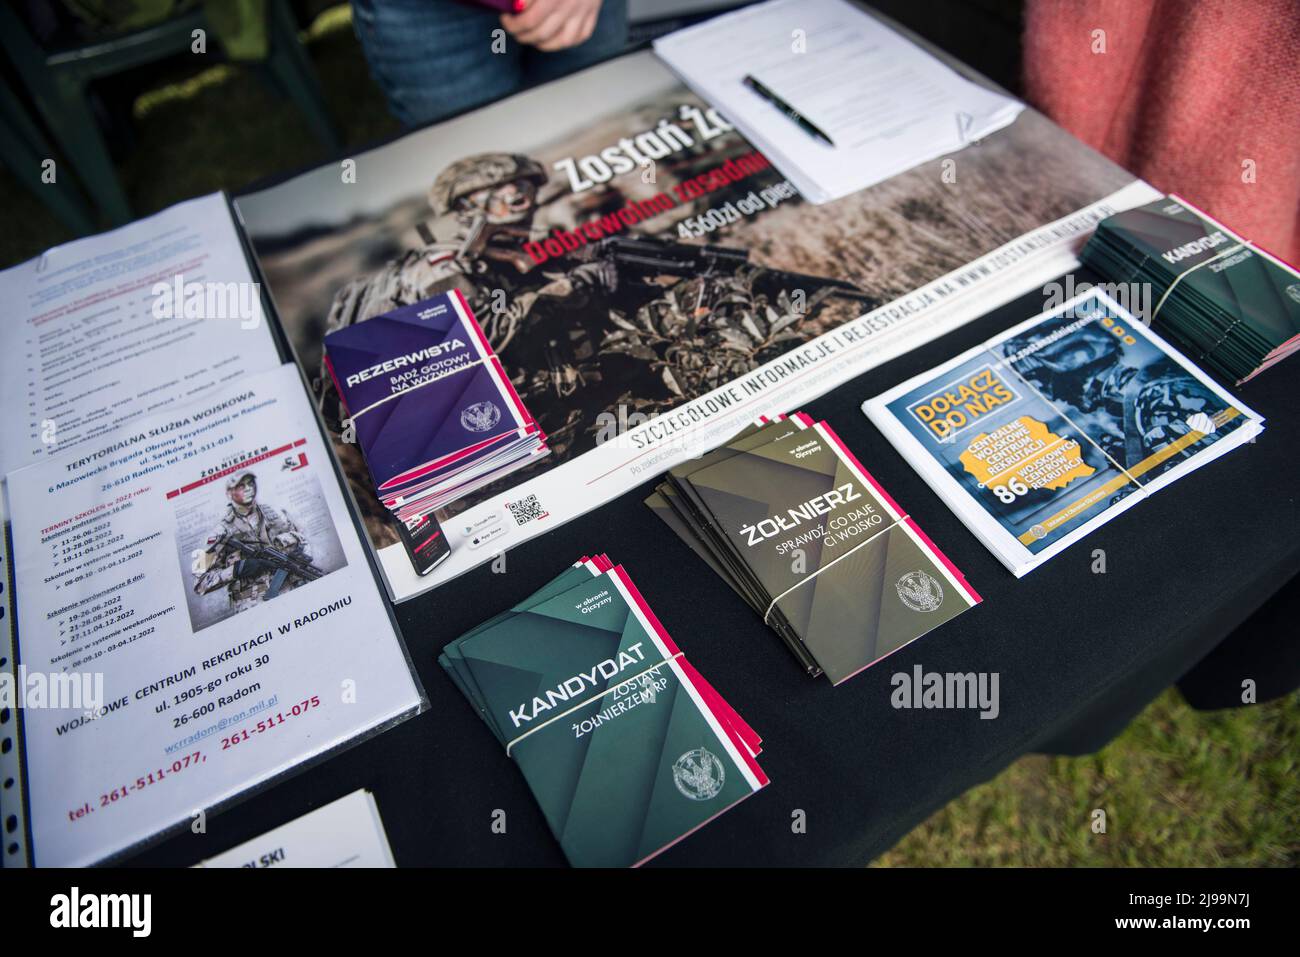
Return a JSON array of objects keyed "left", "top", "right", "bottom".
[
  {"left": 1082, "top": 194, "right": 1300, "bottom": 384},
  {"left": 439, "top": 555, "right": 768, "bottom": 867},
  {"left": 647, "top": 413, "right": 981, "bottom": 685}
]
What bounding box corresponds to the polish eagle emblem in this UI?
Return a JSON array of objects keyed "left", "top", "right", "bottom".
[
  {"left": 460, "top": 400, "right": 501, "bottom": 433},
  {"left": 895, "top": 569, "right": 944, "bottom": 613},
  {"left": 672, "top": 747, "right": 725, "bottom": 801}
]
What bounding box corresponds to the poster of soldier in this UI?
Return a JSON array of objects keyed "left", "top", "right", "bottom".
[
  {"left": 4, "top": 363, "right": 423, "bottom": 866},
  {"left": 237, "top": 51, "right": 1159, "bottom": 601}
]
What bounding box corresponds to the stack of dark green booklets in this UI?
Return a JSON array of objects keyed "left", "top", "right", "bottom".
[
  {"left": 646, "top": 413, "right": 981, "bottom": 685},
  {"left": 439, "top": 554, "right": 767, "bottom": 867},
  {"left": 1082, "top": 194, "right": 1300, "bottom": 384}
]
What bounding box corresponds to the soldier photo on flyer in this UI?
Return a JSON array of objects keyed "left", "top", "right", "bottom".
[{"left": 177, "top": 459, "right": 348, "bottom": 631}]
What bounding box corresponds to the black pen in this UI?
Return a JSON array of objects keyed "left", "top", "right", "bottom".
[{"left": 742, "top": 74, "right": 836, "bottom": 148}]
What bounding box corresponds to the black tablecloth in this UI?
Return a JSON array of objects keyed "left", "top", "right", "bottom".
[{"left": 131, "top": 274, "right": 1300, "bottom": 867}]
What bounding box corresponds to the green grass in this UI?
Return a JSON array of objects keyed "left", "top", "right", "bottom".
[
  {"left": 875, "top": 688, "right": 1299, "bottom": 866},
  {"left": 4, "top": 6, "right": 1298, "bottom": 867}
]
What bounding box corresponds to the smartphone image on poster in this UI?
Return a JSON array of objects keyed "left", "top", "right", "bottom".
[{"left": 395, "top": 512, "right": 452, "bottom": 576}]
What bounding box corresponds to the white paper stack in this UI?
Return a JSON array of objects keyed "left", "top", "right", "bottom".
[{"left": 654, "top": 0, "right": 1023, "bottom": 204}]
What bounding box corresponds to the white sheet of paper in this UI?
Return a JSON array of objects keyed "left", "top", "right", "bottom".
[
  {"left": 6, "top": 363, "right": 422, "bottom": 866},
  {"left": 0, "top": 192, "right": 280, "bottom": 479},
  {"left": 654, "top": 0, "right": 1023, "bottom": 202},
  {"left": 195, "top": 790, "right": 396, "bottom": 868}
]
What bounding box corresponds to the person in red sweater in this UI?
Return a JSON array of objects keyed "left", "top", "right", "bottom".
[{"left": 1023, "top": 0, "right": 1300, "bottom": 265}]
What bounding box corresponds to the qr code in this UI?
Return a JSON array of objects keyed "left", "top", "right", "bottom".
[{"left": 506, "top": 494, "right": 548, "bottom": 526}]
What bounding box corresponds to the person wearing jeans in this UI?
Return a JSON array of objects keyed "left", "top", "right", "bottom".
[{"left": 351, "top": 0, "right": 628, "bottom": 127}]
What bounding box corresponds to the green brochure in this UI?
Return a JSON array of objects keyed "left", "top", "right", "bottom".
[{"left": 452, "top": 566, "right": 767, "bottom": 866}]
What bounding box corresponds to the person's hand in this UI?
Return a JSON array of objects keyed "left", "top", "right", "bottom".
[{"left": 501, "top": 0, "right": 602, "bottom": 52}]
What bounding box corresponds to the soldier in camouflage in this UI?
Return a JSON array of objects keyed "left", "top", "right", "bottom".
[
  {"left": 999, "top": 323, "right": 1225, "bottom": 470},
  {"left": 319, "top": 152, "right": 619, "bottom": 447},
  {"left": 194, "top": 473, "right": 311, "bottom": 613},
  {"left": 319, "top": 152, "right": 865, "bottom": 461}
]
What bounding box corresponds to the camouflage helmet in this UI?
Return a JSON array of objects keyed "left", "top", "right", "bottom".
[
  {"left": 428, "top": 153, "right": 546, "bottom": 216},
  {"left": 224, "top": 472, "right": 257, "bottom": 493}
]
